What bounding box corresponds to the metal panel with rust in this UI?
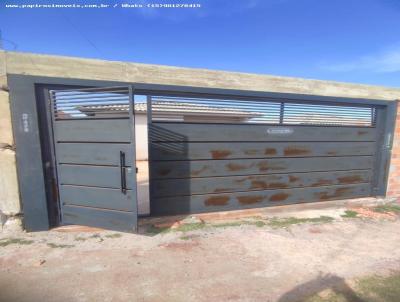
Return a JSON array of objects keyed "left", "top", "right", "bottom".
[
  {"left": 149, "top": 123, "right": 377, "bottom": 142},
  {"left": 151, "top": 183, "right": 372, "bottom": 215},
  {"left": 150, "top": 141, "right": 376, "bottom": 160},
  {"left": 151, "top": 156, "right": 373, "bottom": 179},
  {"left": 149, "top": 119, "right": 380, "bottom": 215},
  {"left": 152, "top": 170, "right": 372, "bottom": 197}
]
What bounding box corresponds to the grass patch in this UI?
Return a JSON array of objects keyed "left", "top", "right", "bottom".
[
  {"left": 267, "top": 216, "right": 334, "bottom": 228},
  {"left": 373, "top": 203, "right": 400, "bottom": 214},
  {"left": 104, "top": 233, "right": 122, "bottom": 239},
  {"left": 179, "top": 234, "right": 201, "bottom": 240},
  {"left": 74, "top": 237, "right": 87, "bottom": 242},
  {"left": 304, "top": 273, "right": 400, "bottom": 302},
  {"left": 145, "top": 225, "right": 171, "bottom": 235},
  {"left": 341, "top": 210, "right": 359, "bottom": 218},
  {"left": 357, "top": 274, "right": 400, "bottom": 302},
  {"left": 213, "top": 221, "right": 243, "bottom": 228},
  {"left": 213, "top": 219, "right": 266, "bottom": 229},
  {"left": 47, "top": 243, "right": 74, "bottom": 249},
  {"left": 254, "top": 220, "right": 267, "bottom": 227},
  {"left": 175, "top": 222, "right": 206, "bottom": 232},
  {"left": 0, "top": 238, "right": 34, "bottom": 247}
]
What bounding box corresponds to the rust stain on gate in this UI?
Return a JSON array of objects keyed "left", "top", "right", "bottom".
[
  {"left": 210, "top": 150, "right": 231, "bottom": 159},
  {"left": 238, "top": 195, "right": 263, "bottom": 205},
  {"left": 284, "top": 147, "right": 311, "bottom": 156},
  {"left": 337, "top": 175, "right": 363, "bottom": 184},
  {"left": 269, "top": 192, "right": 290, "bottom": 202},
  {"left": 205, "top": 196, "right": 230, "bottom": 206}
]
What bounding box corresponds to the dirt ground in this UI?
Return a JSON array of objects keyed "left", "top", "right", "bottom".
[{"left": 1, "top": 206, "right": 400, "bottom": 302}]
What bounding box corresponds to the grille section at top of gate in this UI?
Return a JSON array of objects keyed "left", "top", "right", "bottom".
[
  {"left": 52, "top": 89, "right": 377, "bottom": 127},
  {"left": 146, "top": 95, "right": 376, "bottom": 127},
  {"left": 51, "top": 86, "right": 131, "bottom": 120}
]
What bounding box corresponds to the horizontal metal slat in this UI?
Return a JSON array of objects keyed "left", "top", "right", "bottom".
[
  {"left": 58, "top": 165, "right": 134, "bottom": 189},
  {"left": 60, "top": 186, "right": 135, "bottom": 211},
  {"left": 151, "top": 183, "right": 371, "bottom": 215},
  {"left": 150, "top": 156, "right": 374, "bottom": 179},
  {"left": 57, "top": 143, "right": 134, "bottom": 165},
  {"left": 149, "top": 123, "right": 377, "bottom": 142},
  {"left": 150, "top": 141, "right": 376, "bottom": 161},
  {"left": 152, "top": 170, "right": 372, "bottom": 197},
  {"left": 62, "top": 205, "right": 135, "bottom": 232},
  {"left": 54, "top": 119, "right": 131, "bottom": 142}
]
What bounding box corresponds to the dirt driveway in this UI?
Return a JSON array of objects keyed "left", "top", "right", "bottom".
[{"left": 1, "top": 205, "right": 400, "bottom": 302}]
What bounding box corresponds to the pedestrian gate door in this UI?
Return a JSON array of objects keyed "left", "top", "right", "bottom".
[
  {"left": 50, "top": 86, "right": 137, "bottom": 232},
  {"left": 148, "top": 93, "right": 384, "bottom": 215}
]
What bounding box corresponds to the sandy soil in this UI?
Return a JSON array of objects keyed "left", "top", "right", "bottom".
[{"left": 1, "top": 216, "right": 400, "bottom": 302}]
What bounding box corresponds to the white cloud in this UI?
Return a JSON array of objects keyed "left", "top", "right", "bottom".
[{"left": 321, "top": 45, "right": 400, "bottom": 73}]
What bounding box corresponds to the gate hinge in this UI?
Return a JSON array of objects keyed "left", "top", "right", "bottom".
[{"left": 136, "top": 167, "right": 138, "bottom": 173}]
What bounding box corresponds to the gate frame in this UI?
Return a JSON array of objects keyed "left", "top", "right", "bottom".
[{"left": 7, "top": 74, "right": 398, "bottom": 231}]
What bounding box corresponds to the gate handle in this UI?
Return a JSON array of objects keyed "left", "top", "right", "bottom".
[{"left": 120, "top": 151, "right": 127, "bottom": 194}]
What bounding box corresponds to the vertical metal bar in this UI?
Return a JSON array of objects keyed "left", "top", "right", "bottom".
[
  {"left": 279, "top": 102, "right": 285, "bottom": 124},
  {"left": 375, "top": 101, "right": 398, "bottom": 196},
  {"left": 128, "top": 85, "right": 138, "bottom": 231},
  {"left": 146, "top": 95, "right": 153, "bottom": 215},
  {"left": 371, "top": 107, "right": 375, "bottom": 126},
  {"left": 371, "top": 107, "right": 387, "bottom": 196},
  {"left": 48, "top": 90, "right": 63, "bottom": 224},
  {"left": 147, "top": 95, "right": 153, "bottom": 125}
]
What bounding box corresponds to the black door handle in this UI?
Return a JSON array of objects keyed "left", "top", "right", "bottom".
[{"left": 120, "top": 151, "right": 127, "bottom": 194}]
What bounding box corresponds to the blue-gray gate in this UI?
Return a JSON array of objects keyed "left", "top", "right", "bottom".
[
  {"left": 147, "top": 93, "right": 384, "bottom": 215},
  {"left": 50, "top": 86, "right": 138, "bottom": 232}
]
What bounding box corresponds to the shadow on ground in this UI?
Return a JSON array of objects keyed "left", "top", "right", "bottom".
[{"left": 278, "top": 273, "right": 365, "bottom": 302}]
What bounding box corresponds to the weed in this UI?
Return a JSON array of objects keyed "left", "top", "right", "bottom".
[
  {"left": 104, "top": 233, "right": 122, "bottom": 239},
  {"left": 47, "top": 243, "right": 74, "bottom": 249},
  {"left": 268, "top": 216, "right": 334, "bottom": 228},
  {"left": 373, "top": 203, "right": 400, "bottom": 214},
  {"left": 0, "top": 238, "right": 34, "bottom": 247},
  {"left": 341, "top": 210, "right": 359, "bottom": 218}
]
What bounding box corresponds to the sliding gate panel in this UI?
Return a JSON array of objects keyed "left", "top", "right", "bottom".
[
  {"left": 50, "top": 87, "right": 137, "bottom": 232},
  {"left": 148, "top": 95, "right": 380, "bottom": 215}
]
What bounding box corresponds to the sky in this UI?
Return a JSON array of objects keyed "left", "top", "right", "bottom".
[{"left": 1, "top": 0, "right": 400, "bottom": 87}]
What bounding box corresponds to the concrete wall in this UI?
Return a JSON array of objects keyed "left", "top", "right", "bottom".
[
  {"left": 0, "top": 52, "right": 22, "bottom": 231},
  {"left": 387, "top": 102, "right": 400, "bottom": 197},
  {"left": 2, "top": 50, "right": 400, "bottom": 230}
]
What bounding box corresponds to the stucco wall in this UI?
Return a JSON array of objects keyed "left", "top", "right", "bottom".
[{"left": 2, "top": 50, "right": 400, "bottom": 230}]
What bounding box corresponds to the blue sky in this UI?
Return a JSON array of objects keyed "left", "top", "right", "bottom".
[{"left": 1, "top": 0, "right": 400, "bottom": 87}]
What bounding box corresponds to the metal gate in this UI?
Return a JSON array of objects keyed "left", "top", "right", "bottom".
[
  {"left": 148, "top": 93, "right": 384, "bottom": 215},
  {"left": 49, "top": 86, "right": 138, "bottom": 232}
]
